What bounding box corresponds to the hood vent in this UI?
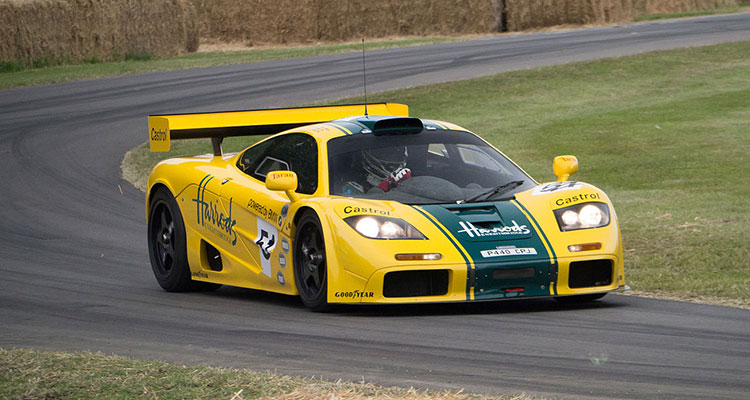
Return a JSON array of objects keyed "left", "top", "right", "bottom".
[{"left": 443, "top": 204, "right": 503, "bottom": 224}]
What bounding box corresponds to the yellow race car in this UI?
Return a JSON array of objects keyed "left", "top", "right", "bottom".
[{"left": 146, "top": 103, "right": 626, "bottom": 310}]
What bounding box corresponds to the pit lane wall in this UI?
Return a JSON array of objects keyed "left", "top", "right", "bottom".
[{"left": 0, "top": 0, "right": 198, "bottom": 65}]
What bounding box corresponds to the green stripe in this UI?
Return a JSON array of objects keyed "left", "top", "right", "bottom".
[
  {"left": 512, "top": 200, "right": 558, "bottom": 295},
  {"left": 411, "top": 206, "right": 473, "bottom": 300},
  {"left": 326, "top": 123, "right": 351, "bottom": 136},
  {"left": 336, "top": 121, "right": 366, "bottom": 135}
]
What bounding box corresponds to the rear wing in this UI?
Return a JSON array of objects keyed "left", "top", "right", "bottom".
[{"left": 148, "top": 103, "right": 408, "bottom": 156}]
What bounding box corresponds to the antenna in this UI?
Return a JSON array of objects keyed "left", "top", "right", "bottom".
[{"left": 361, "top": 38, "right": 368, "bottom": 117}]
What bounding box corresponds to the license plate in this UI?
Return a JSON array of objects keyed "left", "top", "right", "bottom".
[{"left": 480, "top": 247, "right": 538, "bottom": 258}]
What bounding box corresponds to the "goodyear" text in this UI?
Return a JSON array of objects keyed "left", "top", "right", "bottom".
[{"left": 334, "top": 290, "right": 374, "bottom": 298}]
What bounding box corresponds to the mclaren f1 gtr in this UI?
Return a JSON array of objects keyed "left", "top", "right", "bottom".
[{"left": 146, "top": 103, "right": 626, "bottom": 310}]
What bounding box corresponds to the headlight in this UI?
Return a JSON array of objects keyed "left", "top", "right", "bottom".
[
  {"left": 345, "top": 216, "right": 427, "bottom": 240},
  {"left": 554, "top": 202, "right": 610, "bottom": 231}
]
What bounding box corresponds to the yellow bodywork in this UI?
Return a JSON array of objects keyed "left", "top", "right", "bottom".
[{"left": 146, "top": 103, "right": 625, "bottom": 305}]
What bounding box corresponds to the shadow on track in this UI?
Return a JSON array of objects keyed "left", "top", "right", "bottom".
[{"left": 196, "top": 285, "right": 623, "bottom": 317}]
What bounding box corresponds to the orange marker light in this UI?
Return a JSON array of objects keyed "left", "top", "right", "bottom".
[{"left": 568, "top": 243, "right": 602, "bottom": 252}]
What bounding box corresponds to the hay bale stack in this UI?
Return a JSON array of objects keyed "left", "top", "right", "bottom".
[
  {"left": 190, "top": 0, "right": 502, "bottom": 45},
  {"left": 189, "top": 0, "right": 313, "bottom": 45},
  {"left": 192, "top": 0, "right": 740, "bottom": 44},
  {"left": 505, "top": 0, "right": 739, "bottom": 31},
  {"left": 0, "top": 0, "right": 198, "bottom": 65},
  {"left": 318, "top": 0, "right": 502, "bottom": 40},
  {"left": 645, "top": 0, "right": 738, "bottom": 13},
  {"left": 1, "top": 0, "right": 739, "bottom": 65}
]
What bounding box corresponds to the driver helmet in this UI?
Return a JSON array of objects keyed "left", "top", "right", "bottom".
[{"left": 362, "top": 146, "right": 407, "bottom": 186}]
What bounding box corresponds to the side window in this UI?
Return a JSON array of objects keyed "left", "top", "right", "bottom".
[
  {"left": 238, "top": 138, "right": 275, "bottom": 174},
  {"left": 237, "top": 133, "right": 318, "bottom": 194},
  {"left": 254, "top": 157, "right": 289, "bottom": 177}
]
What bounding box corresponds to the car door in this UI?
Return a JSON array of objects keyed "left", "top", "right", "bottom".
[{"left": 218, "top": 133, "right": 319, "bottom": 291}]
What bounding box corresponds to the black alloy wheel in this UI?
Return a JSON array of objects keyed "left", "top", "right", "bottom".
[
  {"left": 293, "top": 211, "right": 329, "bottom": 311},
  {"left": 148, "top": 188, "right": 218, "bottom": 292}
]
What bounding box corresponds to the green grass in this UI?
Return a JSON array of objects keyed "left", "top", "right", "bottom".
[
  {"left": 0, "top": 37, "right": 460, "bottom": 90},
  {"left": 123, "top": 136, "right": 265, "bottom": 192},
  {"left": 125, "top": 41, "right": 750, "bottom": 308},
  {"left": 635, "top": 5, "right": 750, "bottom": 21},
  {"left": 0, "top": 348, "right": 538, "bottom": 400}
]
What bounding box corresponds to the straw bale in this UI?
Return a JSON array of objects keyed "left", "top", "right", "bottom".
[
  {"left": 190, "top": 0, "right": 739, "bottom": 44},
  {"left": 0, "top": 0, "right": 198, "bottom": 65},
  {"left": 505, "top": 0, "right": 739, "bottom": 31},
  {"left": 1, "top": 0, "right": 739, "bottom": 64},
  {"left": 189, "top": 0, "right": 503, "bottom": 45},
  {"left": 644, "top": 0, "right": 739, "bottom": 13}
]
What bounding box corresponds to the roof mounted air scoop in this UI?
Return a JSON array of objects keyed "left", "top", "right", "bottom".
[{"left": 373, "top": 117, "right": 424, "bottom": 135}]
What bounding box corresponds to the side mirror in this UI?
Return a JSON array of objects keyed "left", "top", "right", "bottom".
[
  {"left": 553, "top": 155, "right": 578, "bottom": 182},
  {"left": 266, "top": 170, "right": 299, "bottom": 202}
]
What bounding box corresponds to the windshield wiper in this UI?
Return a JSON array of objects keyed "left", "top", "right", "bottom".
[{"left": 461, "top": 180, "right": 524, "bottom": 204}]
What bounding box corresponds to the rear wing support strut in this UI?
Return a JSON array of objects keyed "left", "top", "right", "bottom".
[{"left": 211, "top": 137, "right": 223, "bottom": 157}]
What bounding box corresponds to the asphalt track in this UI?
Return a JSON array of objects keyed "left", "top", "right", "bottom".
[{"left": 1, "top": 13, "right": 749, "bottom": 399}]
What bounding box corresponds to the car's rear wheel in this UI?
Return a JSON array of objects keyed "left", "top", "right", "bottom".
[
  {"left": 293, "top": 211, "right": 329, "bottom": 311},
  {"left": 148, "top": 187, "right": 218, "bottom": 292},
  {"left": 554, "top": 293, "right": 607, "bottom": 303}
]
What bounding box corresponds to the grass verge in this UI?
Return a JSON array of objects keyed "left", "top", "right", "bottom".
[
  {"left": 0, "top": 348, "right": 538, "bottom": 400},
  {"left": 0, "top": 37, "right": 460, "bottom": 90},
  {"left": 124, "top": 41, "right": 750, "bottom": 309}
]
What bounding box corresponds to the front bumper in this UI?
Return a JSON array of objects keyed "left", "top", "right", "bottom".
[{"left": 329, "top": 254, "right": 624, "bottom": 304}]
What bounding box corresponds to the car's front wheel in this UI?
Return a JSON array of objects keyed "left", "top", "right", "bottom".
[{"left": 293, "top": 210, "right": 329, "bottom": 311}]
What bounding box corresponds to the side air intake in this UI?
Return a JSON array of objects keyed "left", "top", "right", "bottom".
[{"left": 202, "top": 240, "right": 223, "bottom": 272}]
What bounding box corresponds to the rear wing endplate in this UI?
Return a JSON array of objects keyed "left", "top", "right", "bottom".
[{"left": 148, "top": 103, "right": 408, "bottom": 155}]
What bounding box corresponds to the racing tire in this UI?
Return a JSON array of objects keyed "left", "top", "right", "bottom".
[
  {"left": 554, "top": 293, "right": 607, "bottom": 303},
  {"left": 293, "top": 210, "right": 329, "bottom": 311},
  {"left": 148, "top": 188, "right": 219, "bottom": 292}
]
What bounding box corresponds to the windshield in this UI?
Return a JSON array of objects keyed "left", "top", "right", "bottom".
[{"left": 328, "top": 130, "right": 535, "bottom": 204}]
